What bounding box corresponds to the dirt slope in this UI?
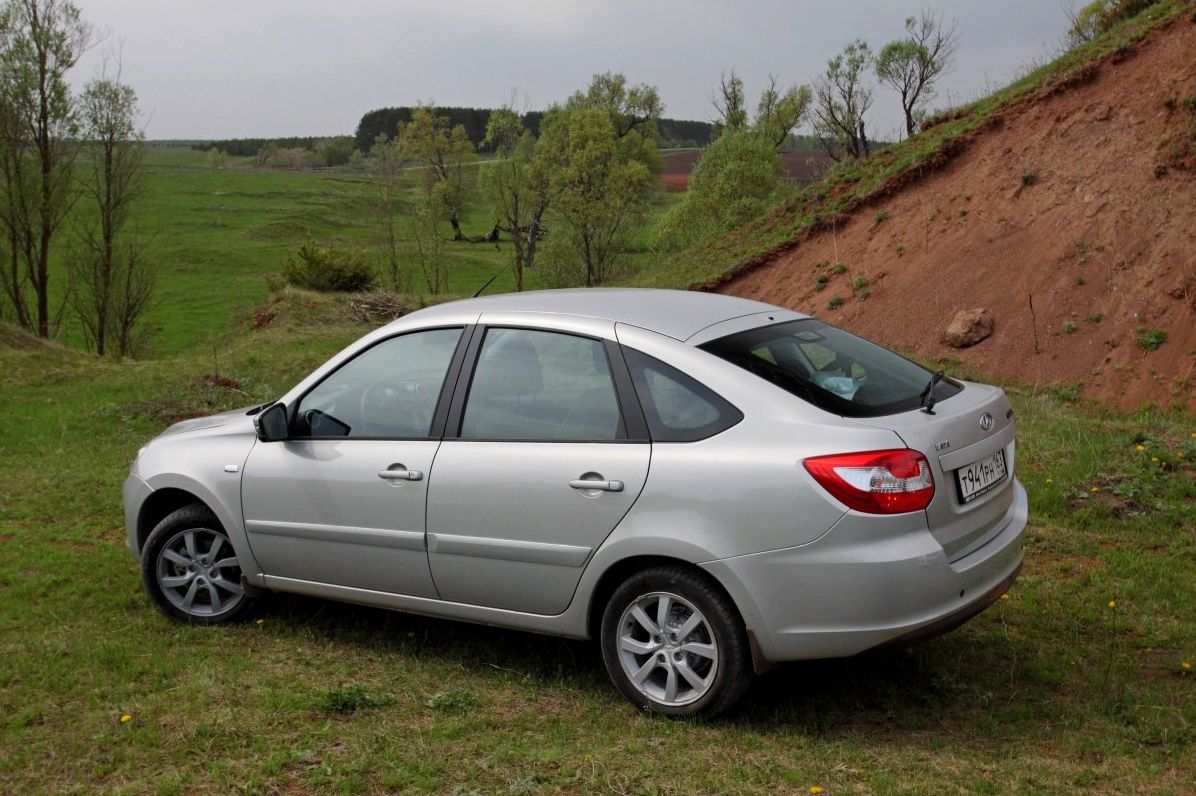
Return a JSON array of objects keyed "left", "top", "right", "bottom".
[{"left": 717, "top": 14, "right": 1196, "bottom": 410}]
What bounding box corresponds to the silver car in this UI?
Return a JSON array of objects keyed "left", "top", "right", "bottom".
[{"left": 124, "top": 289, "right": 1026, "bottom": 716}]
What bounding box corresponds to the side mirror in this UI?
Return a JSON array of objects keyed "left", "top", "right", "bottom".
[{"left": 254, "top": 402, "right": 289, "bottom": 442}]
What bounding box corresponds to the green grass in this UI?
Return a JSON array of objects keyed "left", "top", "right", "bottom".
[
  {"left": 1, "top": 294, "right": 1193, "bottom": 793},
  {"left": 46, "top": 146, "right": 677, "bottom": 357}
]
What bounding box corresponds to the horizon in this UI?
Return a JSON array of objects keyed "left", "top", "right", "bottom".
[{"left": 72, "top": 0, "right": 1071, "bottom": 141}]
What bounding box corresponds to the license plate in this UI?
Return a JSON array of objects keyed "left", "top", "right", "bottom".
[{"left": 956, "top": 450, "right": 1008, "bottom": 503}]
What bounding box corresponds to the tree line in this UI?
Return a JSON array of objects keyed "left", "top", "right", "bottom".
[
  {"left": 0, "top": 0, "right": 152, "bottom": 355},
  {"left": 356, "top": 106, "right": 716, "bottom": 154}
]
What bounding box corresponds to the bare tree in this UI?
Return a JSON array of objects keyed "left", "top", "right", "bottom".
[
  {"left": 711, "top": 69, "right": 748, "bottom": 134},
  {"left": 0, "top": 0, "right": 91, "bottom": 338},
  {"left": 0, "top": 89, "right": 34, "bottom": 329},
  {"left": 72, "top": 71, "right": 146, "bottom": 355},
  {"left": 876, "top": 10, "right": 959, "bottom": 137},
  {"left": 811, "top": 40, "right": 875, "bottom": 161},
  {"left": 109, "top": 236, "right": 155, "bottom": 357}
]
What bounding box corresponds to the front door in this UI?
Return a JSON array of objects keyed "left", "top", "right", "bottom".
[
  {"left": 426, "top": 327, "right": 650, "bottom": 615},
  {"left": 242, "top": 327, "right": 463, "bottom": 597}
]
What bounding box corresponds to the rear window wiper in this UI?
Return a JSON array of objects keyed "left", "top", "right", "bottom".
[{"left": 920, "top": 370, "right": 945, "bottom": 414}]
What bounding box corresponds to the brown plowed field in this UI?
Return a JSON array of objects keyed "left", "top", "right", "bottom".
[
  {"left": 717, "top": 15, "right": 1196, "bottom": 410},
  {"left": 661, "top": 148, "right": 833, "bottom": 192}
]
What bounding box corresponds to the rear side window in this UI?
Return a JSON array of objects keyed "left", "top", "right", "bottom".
[
  {"left": 461, "top": 328, "right": 624, "bottom": 441},
  {"left": 700, "top": 319, "right": 961, "bottom": 418},
  {"left": 623, "top": 348, "right": 742, "bottom": 442}
]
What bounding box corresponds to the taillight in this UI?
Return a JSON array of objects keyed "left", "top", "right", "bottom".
[{"left": 803, "top": 449, "right": 935, "bottom": 514}]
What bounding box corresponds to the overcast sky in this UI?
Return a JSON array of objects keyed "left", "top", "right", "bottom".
[{"left": 70, "top": 1, "right": 1071, "bottom": 142}]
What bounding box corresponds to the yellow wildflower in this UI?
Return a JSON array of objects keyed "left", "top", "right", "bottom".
[
  {"left": 1045, "top": 478, "right": 1053, "bottom": 484},
  {"left": 1108, "top": 600, "right": 1116, "bottom": 609},
  {"left": 1090, "top": 486, "right": 1100, "bottom": 493},
  {"left": 120, "top": 714, "right": 132, "bottom": 723},
  {"left": 1000, "top": 593, "right": 1010, "bottom": 601},
  {"left": 1135, "top": 444, "right": 1145, "bottom": 452},
  {"left": 1150, "top": 456, "right": 1159, "bottom": 463},
  {"left": 1183, "top": 661, "right": 1191, "bottom": 671},
  {"left": 809, "top": 788, "right": 824, "bottom": 795}
]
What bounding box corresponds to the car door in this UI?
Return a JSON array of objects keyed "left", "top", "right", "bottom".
[
  {"left": 241, "top": 326, "right": 465, "bottom": 597},
  {"left": 426, "top": 325, "right": 650, "bottom": 615}
]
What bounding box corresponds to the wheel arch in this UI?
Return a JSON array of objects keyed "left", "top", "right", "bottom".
[
  {"left": 136, "top": 487, "right": 212, "bottom": 553},
  {"left": 585, "top": 554, "right": 774, "bottom": 674}
]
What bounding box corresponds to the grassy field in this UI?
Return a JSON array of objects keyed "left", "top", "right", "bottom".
[
  {"left": 2, "top": 6, "right": 1193, "bottom": 789},
  {"left": 45, "top": 147, "right": 677, "bottom": 358},
  {"left": 1, "top": 293, "right": 1193, "bottom": 794}
]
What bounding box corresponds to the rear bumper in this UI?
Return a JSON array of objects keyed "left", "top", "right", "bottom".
[{"left": 701, "top": 479, "right": 1028, "bottom": 664}]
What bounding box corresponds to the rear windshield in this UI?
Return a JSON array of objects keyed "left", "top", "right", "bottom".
[{"left": 700, "top": 319, "right": 961, "bottom": 418}]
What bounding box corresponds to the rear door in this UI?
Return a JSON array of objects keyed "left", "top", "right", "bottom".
[{"left": 425, "top": 324, "right": 650, "bottom": 615}]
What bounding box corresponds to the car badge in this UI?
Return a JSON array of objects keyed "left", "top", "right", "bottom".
[{"left": 979, "top": 413, "right": 994, "bottom": 432}]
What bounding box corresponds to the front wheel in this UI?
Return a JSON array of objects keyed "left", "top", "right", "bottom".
[
  {"left": 140, "top": 504, "right": 253, "bottom": 624},
  {"left": 600, "top": 566, "right": 752, "bottom": 717}
]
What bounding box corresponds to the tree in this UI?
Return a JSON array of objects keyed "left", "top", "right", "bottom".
[
  {"left": 107, "top": 236, "right": 155, "bottom": 357},
  {"left": 565, "top": 72, "right": 665, "bottom": 178},
  {"left": 754, "top": 75, "right": 813, "bottom": 150},
  {"left": 71, "top": 74, "right": 147, "bottom": 356},
  {"left": 408, "top": 191, "right": 448, "bottom": 294},
  {"left": 566, "top": 72, "right": 663, "bottom": 140},
  {"left": 365, "top": 133, "right": 406, "bottom": 289},
  {"left": 397, "top": 106, "right": 476, "bottom": 241},
  {"left": 481, "top": 107, "right": 546, "bottom": 292},
  {"left": 712, "top": 69, "right": 748, "bottom": 134},
  {"left": 534, "top": 107, "right": 655, "bottom": 287},
  {"left": 0, "top": 0, "right": 90, "bottom": 338},
  {"left": 811, "top": 40, "right": 875, "bottom": 161},
  {"left": 654, "top": 130, "right": 782, "bottom": 248},
  {"left": 876, "top": 10, "right": 958, "bottom": 138}
]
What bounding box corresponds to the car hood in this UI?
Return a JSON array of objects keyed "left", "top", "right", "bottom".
[{"left": 158, "top": 405, "right": 261, "bottom": 438}]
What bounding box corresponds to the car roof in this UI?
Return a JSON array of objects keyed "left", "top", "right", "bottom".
[{"left": 397, "top": 288, "right": 793, "bottom": 341}]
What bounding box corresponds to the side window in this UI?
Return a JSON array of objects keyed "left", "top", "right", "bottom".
[
  {"left": 623, "top": 347, "right": 742, "bottom": 442},
  {"left": 461, "top": 328, "right": 624, "bottom": 441},
  {"left": 294, "top": 327, "right": 462, "bottom": 438}
]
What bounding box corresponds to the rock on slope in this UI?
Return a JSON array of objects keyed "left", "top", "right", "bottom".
[{"left": 717, "top": 13, "right": 1196, "bottom": 410}]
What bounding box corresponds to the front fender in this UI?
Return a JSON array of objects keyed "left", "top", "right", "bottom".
[{"left": 140, "top": 470, "right": 265, "bottom": 582}]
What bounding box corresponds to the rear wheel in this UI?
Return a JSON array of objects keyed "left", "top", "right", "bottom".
[
  {"left": 140, "top": 504, "right": 252, "bottom": 624},
  {"left": 600, "top": 566, "right": 752, "bottom": 717}
]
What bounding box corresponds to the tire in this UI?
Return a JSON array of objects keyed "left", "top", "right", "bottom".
[
  {"left": 600, "top": 565, "right": 752, "bottom": 717},
  {"left": 140, "top": 504, "right": 253, "bottom": 624}
]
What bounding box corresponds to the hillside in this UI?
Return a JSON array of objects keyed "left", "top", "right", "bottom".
[{"left": 710, "top": 7, "right": 1196, "bottom": 410}]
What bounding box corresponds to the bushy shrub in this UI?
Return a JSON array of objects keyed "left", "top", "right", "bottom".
[
  {"left": 281, "top": 243, "right": 376, "bottom": 292},
  {"left": 1068, "top": 0, "right": 1160, "bottom": 45},
  {"left": 653, "top": 131, "right": 782, "bottom": 249}
]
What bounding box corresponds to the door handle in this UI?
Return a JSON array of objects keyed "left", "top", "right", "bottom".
[
  {"left": 569, "top": 478, "right": 624, "bottom": 492},
  {"left": 378, "top": 467, "right": 423, "bottom": 481}
]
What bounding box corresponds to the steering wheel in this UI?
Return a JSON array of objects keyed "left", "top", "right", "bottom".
[{"left": 359, "top": 381, "right": 433, "bottom": 432}]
